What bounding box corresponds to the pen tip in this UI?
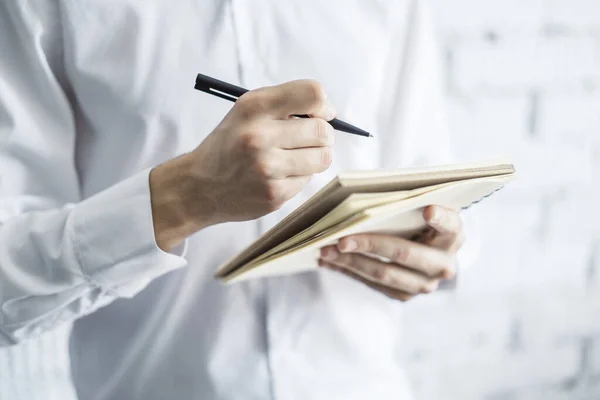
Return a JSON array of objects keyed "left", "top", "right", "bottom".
[{"left": 369, "top": 134, "right": 375, "bottom": 138}]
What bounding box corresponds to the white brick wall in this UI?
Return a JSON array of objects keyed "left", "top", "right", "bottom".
[{"left": 401, "top": 1, "right": 600, "bottom": 399}]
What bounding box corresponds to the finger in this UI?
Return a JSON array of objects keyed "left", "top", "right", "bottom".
[
  {"left": 283, "top": 147, "right": 333, "bottom": 176},
  {"left": 318, "top": 259, "right": 417, "bottom": 302},
  {"left": 258, "top": 147, "right": 332, "bottom": 178},
  {"left": 259, "top": 79, "right": 336, "bottom": 120},
  {"left": 424, "top": 205, "right": 463, "bottom": 235},
  {"left": 266, "top": 175, "right": 312, "bottom": 205},
  {"left": 270, "top": 118, "right": 335, "bottom": 149},
  {"left": 283, "top": 175, "right": 313, "bottom": 197},
  {"left": 427, "top": 229, "right": 466, "bottom": 252},
  {"left": 336, "top": 233, "right": 456, "bottom": 279},
  {"left": 423, "top": 206, "right": 465, "bottom": 252},
  {"left": 319, "top": 246, "right": 440, "bottom": 294}
]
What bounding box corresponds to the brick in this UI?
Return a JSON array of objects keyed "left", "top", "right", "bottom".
[
  {"left": 446, "top": 94, "right": 530, "bottom": 153},
  {"left": 544, "top": 186, "right": 600, "bottom": 244},
  {"left": 483, "top": 234, "right": 591, "bottom": 293},
  {"left": 544, "top": 0, "right": 600, "bottom": 28},
  {"left": 589, "top": 336, "right": 600, "bottom": 380},
  {"left": 552, "top": 336, "right": 600, "bottom": 397},
  {"left": 401, "top": 294, "right": 515, "bottom": 359},
  {"left": 586, "top": 241, "right": 600, "bottom": 289},
  {"left": 454, "top": 146, "right": 593, "bottom": 195},
  {"left": 400, "top": 287, "right": 594, "bottom": 363},
  {"left": 429, "top": 0, "right": 545, "bottom": 33},
  {"left": 407, "top": 347, "right": 579, "bottom": 400},
  {"left": 594, "top": 146, "right": 600, "bottom": 180},
  {"left": 456, "top": 199, "right": 543, "bottom": 286},
  {"left": 455, "top": 139, "right": 594, "bottom": 191},
  {"left": 517, "top": 237, "right": 594, "bottom": 289},
  {"left": 538, "top": 90, "right": 600, "bottom": 142},
  {"left": 515, "top": 290, "right": 600, "bottom": 350},
  {"left": 485, "top": 386, "right": 579, "bottom": 400},
  {"left": 452, "top": 32, "right": 599, "bottom": 93}
]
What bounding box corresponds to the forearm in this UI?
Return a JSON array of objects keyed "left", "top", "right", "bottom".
[
  {"left": 149, "top": 151, "right": 225, "bottom": 251},
  {"left": 150, "top": 154, "right": 203, "bottom": 252}
]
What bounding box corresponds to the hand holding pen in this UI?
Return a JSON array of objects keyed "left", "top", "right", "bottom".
[
  {"left": 151, "top": 75, "right": 372, "bottom": 250},
  {"left": 194, "top": 73, "right": 372, "bottom": 138},
  {"left": 158, "top": 79, "right": 340, "bottom": 238}
]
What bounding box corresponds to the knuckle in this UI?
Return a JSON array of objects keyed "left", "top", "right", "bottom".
[
  {"left": 419, "top": 284, "right": 430, "bottom": 294},
  {"left": 420, "top": 280, "right": 440, "bottom": 294},
  {"left": 255, "top": 157, "right": 274, "bottom": 178},
  {"left": 439, "top": 262, "right": 456, "bottom": 279},
  {"left": 264, "top": 182, "right": 285, "bottom": 208},
  {"left": 313, "top": 118, "right": 330, "bottom": 143},
  {"left": 356, "top": 237, "right": 374, "bottom": 254},
  {"left": 287, "top": 152, "right": 300, "bottom": 172},
  {"left": 319, "top": 147, "right": 332, "bottom": 168},
  {"left": 265, "top": 201, "right": 284, "bottom": 213},
  {"left": 372, "top": 266, "right": 388, "bottom": 282},
  {"left": 236, "top": 92, "right": 264, "bottom": 117},
  {"left": 240, "top": 130, "right": 264, "bottom": 151},
  {"left": 336, "top": 253, "right": 351, "bottom": 266},
  {"left": 353, "top": 235, "right": 379, "bottom": 254},
  {"left": 391, "top": 247, "right": 410, "bottom": 264},
  {"left": 304, "top": 79, "right": 327, "bottom": 106}
]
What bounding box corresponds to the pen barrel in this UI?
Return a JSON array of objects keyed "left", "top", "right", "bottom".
[{"left": 195, "top": 72, "right": 371, "bottom": 138}]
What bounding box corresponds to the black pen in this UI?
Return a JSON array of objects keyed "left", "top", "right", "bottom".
[{"left": 193, "top": 73, "right": 372, "bottom": 138}]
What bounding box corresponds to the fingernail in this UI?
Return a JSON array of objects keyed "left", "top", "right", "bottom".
[
  {"left": 321, "top": 247, "right": 339, "bottom": 261},
  {"left": 339, "top": 239, "right": 357, "bottom": 252}
]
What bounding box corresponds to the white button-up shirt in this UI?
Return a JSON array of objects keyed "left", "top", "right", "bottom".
[{"left": 0, "top": 1, "right": 463, "bottom": 399}]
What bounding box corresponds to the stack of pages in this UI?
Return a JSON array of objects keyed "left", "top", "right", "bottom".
[{"left": 215, "top": 159, "right": 516, "bottom": 283}]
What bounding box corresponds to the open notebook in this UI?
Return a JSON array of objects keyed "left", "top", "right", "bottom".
[{"left": 215, "top": 159, "right": 516, "bottom": 283}]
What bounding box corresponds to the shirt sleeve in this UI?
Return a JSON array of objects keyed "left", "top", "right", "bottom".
[
  {"left": 377, "top": 0, "right": 481, "bottom": 288},
  {"left": 0, "top": 2, "right": 188, "bottom": 346}
]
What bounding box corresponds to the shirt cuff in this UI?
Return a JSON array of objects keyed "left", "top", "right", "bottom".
[{"left": 68, "top": 168, "right": 189, "bottom": 297}]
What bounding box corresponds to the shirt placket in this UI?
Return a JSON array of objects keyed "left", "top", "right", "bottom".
[{"left": 228, "top": 1, "right": 279, "bottom": 400}]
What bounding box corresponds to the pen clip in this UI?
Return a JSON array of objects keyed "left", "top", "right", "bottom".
[{"left": 194, "top": 82, "right": 239, "bottom": 102}]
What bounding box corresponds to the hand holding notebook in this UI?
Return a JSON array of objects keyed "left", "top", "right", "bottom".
[
  {"left": 215, "top": 159, "right": 516, "bottom": 283},
  {"left": 317, "top": 202, "right": 464, "bottom": 299}
]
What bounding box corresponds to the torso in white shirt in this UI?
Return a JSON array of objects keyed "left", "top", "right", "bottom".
[{"left": 51, "top": 1, "right": 446, "bottom": 399}]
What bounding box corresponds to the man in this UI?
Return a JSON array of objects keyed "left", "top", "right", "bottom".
[{"left": 0, "top": 1, "right": 468, "bottom": 399}]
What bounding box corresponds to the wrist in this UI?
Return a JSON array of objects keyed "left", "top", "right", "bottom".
[{"left": 149, "top": 153, "right": 213, "bottom": 251}]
